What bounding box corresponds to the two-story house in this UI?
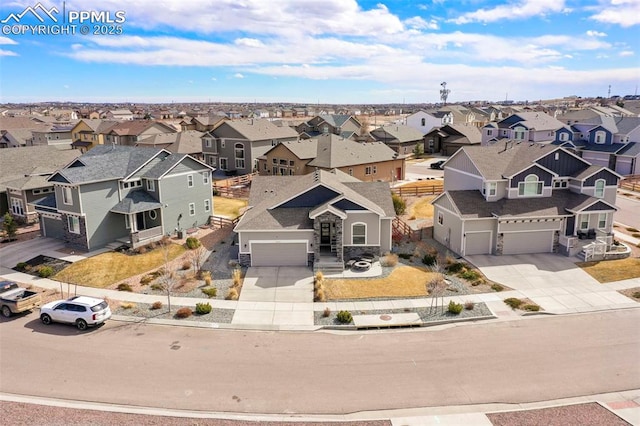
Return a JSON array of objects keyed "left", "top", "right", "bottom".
[
  {"left": 31, "top": 125, "right": 74, "bottom": 147},
  {"left": 296, "top": 115, "right": 362, "bottom": 139},
  {"left": 256, "top": 133, "right": 405, "bottom": 182},
  {"left": 105, "top": 109, "right": 134, "bottom": 121},
  {"left": 425, "top": 123, "right": 482, "bottom": 156},
  {"left": 32, "top": 145, "right": 213, "bottom": 251},
  {"left": 369, "top": 124, "right": 425, "bottom": 156},
  {"left": 136, "top": 130, "right": 205, "bottom": 161},
  {"left": 70, "top": 119, "right": 119, "bottom": 151},
  {"left": 201, "top": 119, "right": 299, "bottom": 175},
  {"left": 481, "top": 112, "right": 570, "bottom": 146},
  {"left": 432, "top": 143, "right": 621, "bottom": 257},
  {"left": 405, "top": 110, "right": 451, "bottom": 135}
]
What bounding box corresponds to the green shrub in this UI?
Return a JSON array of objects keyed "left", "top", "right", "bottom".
[
  {"left": 460, "top": 269, "right": 481, "bottom": 281},
  {"left": 504, "top": 297, "right": 523, "bottom": 309},
  {"left": 398, "top": 253, "right": 412, "bottom": 260},
  {"left": 632, "top": 291, "right": 640, "bottom": 299},
  {"left": 491, "top": 283, "right": 504, "bottom": 292},
  {"left": 175, "top": 307, "right": 192, "bottom": 318},
  {"left": 151, "top": 301, "right": 163, "bottom": 310},
  {"left": 336, "top": 310, "right": 353, "bottom": 324},
  {"left": 523, "top": 304, "right": 540, "bottom": 312},
  {"left": 185, "top": 237, "right": 201, "bottom": 249},
  {"left": 391, "top": 192, "right": 406, "bottom": 215},
  {"left": 117, "top": 283, "right": 133, "bottom": 292},
  {"left": 201, "top": 287, "right": 217, "bottom": 298},
  {"left": 15, "top": 262, "right": 28, "bottom": 271},
  {"left": 446, "top": 262, "right": 465, "bottom": 273},
  {"left": 195, "top": 302, "right": 212, "bottom": 315},
  {"left": 447, "top": 300, "right": 463, "bottom": 314},
  {"left": 422, "top": 254, "right": 437, "bottom": 266},
  {"left": 37, "top": 265, "right": 54, "bottom": 278}
]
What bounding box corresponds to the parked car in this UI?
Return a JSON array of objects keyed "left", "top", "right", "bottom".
[
  {"left": 430, "top": 160, "right": 446, "bottom": 170},
  {"left": 0, "top": 280, "right": 42, "bottom": 317},
  {"left": 40, "top": 296, "right": 111, "bottom": 330}
]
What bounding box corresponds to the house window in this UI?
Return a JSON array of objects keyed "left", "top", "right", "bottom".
[
  {"left": 125, "top": 215, "right": 130, "bottom": 229},
  {"left": 235, "top": 158, "right": 245, "bottom": 169},
  {"left": 421, "top": 118, "right": 426, "bottom": 126},
  {"left": 486, "top": 182, "right": 497, "bottom": 196},
  {"left": 272, "top": 166, "right": 278, "bottom": 175},
  {"left": 518, "top": 174, "right": 543, "bottom": 196},
  {"left": 373, "top": 166, "right": 377, "bottom": 174},
  {"left": 62, "top": 187, "right": 73, "bottom": 205},
  {"left": 221, "top": 140, "right": 225, "bottom": 148},
  {"left": 204, "top": 138, "right": 212, "bottom": 148},
  {"left": 352, "top": 223, "right": 366, "bottom": 245},
  {"left": 148, "top": 210, "right": 157, "bottom": 220},
  {"left": 598, "top": 213, "right": 606, "bottom": 229},
  {"left": 219, "top": 158, "right": 228, "bottom": 170},
  {"left": 187, "top": 174, "right": 194, "bottom": 188},
  {"left": 67, "top": 216, "right": 80, "bottom": 234},
  {"left": 513, "top": 126, "right": 526, "bottom": 140},
  {"left": 365, "top": 166, "right": 372, "bottom": 175},
  {"left": 207, "top": 156, "right": 217, "bottom": 167},
  {"left": 348, "top": 168, "right": 353, "bottom": 176},
  {"left": 437, "top": 212, "right": 444, "bottom": 225},
  {"left": 579, "top": 214, "right": 589, "bottom": 230},
  {"left": 10, "top": 198, "right": 24, "bottom": 216},
  {"left": 553, "top": 179, "right": 568, "bottom": 188},
  {"left": 594, "top": 179, "right": 605, "bottom": 198},
  {"left": 202, "top": 171, "right": 210, "bottom": 185},
  {"left": 263, "top": 162, "right": 267, "bottom": 171},
  {"left": 234, "top": 143, "right": 244, "bottom": 159},
  {"left": 146, "top": 179, "right": 155, "bottom": 191},
  {"left": 289, "top": 169, "right": 294, "bottom": 175},
  {"left": 204, "top": 199, "right": 210, "bottom": 212},
  {"left": 559, "top": 132, "right": 568, "bottom": 141},
  {"left": 487, "top": 129, "right": 493, "bottom": 136},
  {"left": 595, "top": 131, "right": 606, "bottom": 144},
  {"left": 272, "top": 158, "right": 277, "bottom": 164},
  {"left": 289, "top": 160, "right": 295, "bottom": 166},
  {"left": 189, "top": 203, "right": 195, "bottom": 216}
]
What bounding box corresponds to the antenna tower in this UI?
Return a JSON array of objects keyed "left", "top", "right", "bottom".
[{"left": 440, "top": 82, "right": 450, "bottom": 105}]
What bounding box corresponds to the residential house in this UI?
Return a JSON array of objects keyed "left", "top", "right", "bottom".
[
  {"left": 136, "top": 130, "right": 205, "bottom": 161},
  {"left": 405, "top": 110, "right": 451, "bottom": 135},
  {"left": 103, "top": 120, "right": 177, "bottom": 147},
  {"left": 432, "top": 143, "right": 621, "bottom": 257},
  {"left": 0, "top": 146, "right": 81, "bottom": 219},
  {"left": 256, "top": 133, "right": 405, "bottom": 182},
  {"left": 105, "top": 109, "right": 134, "bottom": 120},
  {"left": 0, "top": 117, "right": 51, "bottom": 148},
  {"left": 181, "top": 115, "right": 227, "bottom": 132},
  {"left": 369, "top": 124, "right": 425, "bottom": 156},
  {"left": 32, "top": 145, "right": 213, "bottom": 251},
  {"left": 0, "top": 129, "right": 34, "bottom": 148},
  {"left": 296, "top": 115, "right": 362, "bottom": 139},
  {"left": 481, "top": 112, "right": 570, "bottom": 146},
  {"left": 69, "top": 119, "right": 119, "bottom": 151},
  {"left": 201, "top": 119, "right": 299, "bottom": 175},
  {"left": 425, "top": 124, "right": 482, "bottom": 156},
  {"left": 234, "top": 169, "right": 395, "bottom": 269}
]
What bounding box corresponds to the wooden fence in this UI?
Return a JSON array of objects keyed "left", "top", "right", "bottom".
[
  {"left": 208, "top": 215, "right": 239, "bottom": 229},
  {"left": 619, "top": 175, "right": 640, "bottom": 192},
  {"left": 213, "top": 172, "right": 257, "bottom": 199},
  {"left": 391, "top": 184, "right": 443, "bottom": 197}
]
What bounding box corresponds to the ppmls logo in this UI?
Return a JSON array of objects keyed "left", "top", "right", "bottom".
[
  {"left": 2, "top": 2, "right": 126, "bottom": 36},
  {"left": 1, "top": 2, "right": 59, "bottom": 24}
]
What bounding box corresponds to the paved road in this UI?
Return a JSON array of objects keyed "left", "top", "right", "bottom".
[
  {"left": 1, "top": 310, "right": 639, "bottom": 415},
  {"left": 615, "top": 193, "right": 640, "bottom": 229}
]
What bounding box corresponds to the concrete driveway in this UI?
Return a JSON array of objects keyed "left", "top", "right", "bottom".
[
  {"left": 465, "top": 253, "right": 639, "bottom": 314},
  {"left": 231, "top": 266, "right": 316, "bottom": 328}
]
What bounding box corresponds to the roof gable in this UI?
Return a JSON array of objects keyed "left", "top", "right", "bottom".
[{"left": 276, "top": 184, "right": 341, "bottom": 208}]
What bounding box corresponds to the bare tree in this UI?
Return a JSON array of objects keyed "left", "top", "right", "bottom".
[
  {"left": 189, "top": 245, "right": 209, "bottom": 278},
  {"left": 427, "top": 261, "right": 447, "bottom": 316},
  {"left": 157, "top": 238, "right": 178, "bottom": 312}
]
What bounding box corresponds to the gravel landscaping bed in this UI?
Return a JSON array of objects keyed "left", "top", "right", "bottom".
[
  {"left": 314, "top": 302, "right": 493, "bottom": 326},
  {"left": 487, "top": 402, "right": 631, "bottom": 426},
  {"left": 113, "top": 302, "right": 235, "bottom": 324}
]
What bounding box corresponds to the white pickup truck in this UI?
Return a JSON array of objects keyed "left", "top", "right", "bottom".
[{"left": 0, "top": 280, "right": 42, "bottom": 317}]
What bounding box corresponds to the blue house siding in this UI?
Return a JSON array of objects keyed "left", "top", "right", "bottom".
[
  {"left": 584, "top": 169, "right": 618, "bottom": 186},
  {"left": 332, "top": 199, "right": 366, "bottom": 211},
  {"left": 554, "top": 128, "right": 573, "bottom": 143},
  {"left": 537, "top": 150, "right": 588, "bottom": 176},
  {"left": 587, "top": 126, "right": 613, "bottom": 145},
  {"left": 279, "top": 185, "right": 341, "bottom": 208}
]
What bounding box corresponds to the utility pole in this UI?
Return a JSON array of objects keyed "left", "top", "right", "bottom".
[{"left": 440, "top": 82, "right": 450, "bottom": 106}]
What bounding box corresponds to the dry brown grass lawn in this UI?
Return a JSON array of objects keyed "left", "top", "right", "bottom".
[
  {"left": 213, "top": 196, "right": 247, "bottom": 219},
  {"left": 576, "top": 257, "right": 640, "bottom": 283},
  {"left": 323, "top": 265, "right": 439, "bottom": 300},
  {"left": 409, "top": 196, "right": 435, "bottom": 219},
  {"left": 53, "top": 244, "right": 186, "bottom": 288}
]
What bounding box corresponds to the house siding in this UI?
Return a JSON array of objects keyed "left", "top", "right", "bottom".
[
  {"left": 80, "top": 180, "right": 130, "bottom": 250},
  {"left": 510, "top": 165, "right": 554, "bottom": 188},
  {"left": 160, "top": 170, "right": 212, "bottom": 232},
  {"left": 444, "top": 168, "right": 483, "bottom": 191},
  {"left": 238, "top": 230, "right": 314, "bottom": 255},
  {"left": 54, "top": 184, "right": 82, "bottom": 215},
  {"left": 343, "top": 212, "right": 380, "bottom": 246},
  {"left": 433, "top": 205, "right": 463, "bottom": 254},
  {"left": 537, "top": 150, "right": 587, "bottom": 176}
]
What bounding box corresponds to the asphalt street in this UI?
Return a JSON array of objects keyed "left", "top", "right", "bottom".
[
  {"left": 614, "top": 193, "right": 640, "bottom": 229},
  {"left": 1, "top": 309, "right": 639, "bottom": 415}
]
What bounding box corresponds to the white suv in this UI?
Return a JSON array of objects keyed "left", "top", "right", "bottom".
[{"left": 40, "top": 296, "right": 111, "bottom": 330}]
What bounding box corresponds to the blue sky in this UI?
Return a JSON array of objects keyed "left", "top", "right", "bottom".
[{"left": 0, "top": 0, "right": 638, "bottom": 104}]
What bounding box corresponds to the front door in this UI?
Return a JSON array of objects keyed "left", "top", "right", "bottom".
[
  {"left": 320, "top": 223, "right": 331, "bottom": 246},
  {"left": 136, "top": 212, "right": 145, "bottom": 231}
]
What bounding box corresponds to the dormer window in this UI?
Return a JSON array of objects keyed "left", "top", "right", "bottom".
[
  {"left": 595, "top": 131, "right": 606, "bottom": 144},
  {"left": 518, "top": 174, "right": 543, "bottom": 196},
  {"left": 513, "top": 126, "right": 526, "bottom": 141},
  {"left": 483, "top": 182, "right": 497, "bottom": 197}
]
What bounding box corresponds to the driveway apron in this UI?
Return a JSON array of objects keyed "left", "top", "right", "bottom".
[{"left": 231, "top": 266, "right": 315, "bottom": 328}]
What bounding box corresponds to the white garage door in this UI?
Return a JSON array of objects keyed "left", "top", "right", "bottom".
[
  {"left": 251, "top": 242, "right": 308, "bottom": 266},
  {"left": 464, "top": 231, "right": 492, "bottom": 255},
  {"left": 502, "top": 231, "right": 553, "bottom": 255}
]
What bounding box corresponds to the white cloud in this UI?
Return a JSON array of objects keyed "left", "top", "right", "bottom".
[
  {"left": 235, "top": 38, "right": 265, "bottom": 48},
  {"left": 0, "top": 36, "right": 18, "bottom": 45},
  {"left": 211, "top": 77, "right": 217, "bottom": 81},
  {"left": 590, "top": 0, "right": 640, "bottom": 27},
  {"left": 619, "top": 50, "right": 635, "bottom": 56},
  {"left": 233, "top": 73, "right": 244, "bottom": 78},
  {"left": 451, "top": 0, "right": 567, "bottom": 24},
  {"left": 404, "top": 16, "right": 439, "bottom": 30},
  {"left": 0, "top": 49, "right": 18, "bottom": 56},
  {"left": 586, "top": 30, "right": 607, "bottom": 37}
]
